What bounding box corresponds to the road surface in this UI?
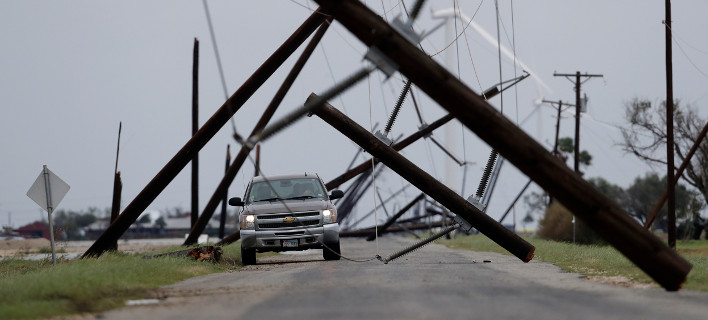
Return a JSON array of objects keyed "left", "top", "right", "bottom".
[{"left": 97, "top": 236, "right": 708, "bottom": 319}]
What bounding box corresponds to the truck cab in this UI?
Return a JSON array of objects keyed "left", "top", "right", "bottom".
[{"left": 229, "top": 173, "right": 344, "bottom": 265}]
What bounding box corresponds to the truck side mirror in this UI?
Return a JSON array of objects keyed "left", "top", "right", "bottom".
[
  {"left": 329, "top": 190, "right": 344, "bottom": 200},
  {"left": 228, "top": 197, "right": 244, "bottom": 206}
]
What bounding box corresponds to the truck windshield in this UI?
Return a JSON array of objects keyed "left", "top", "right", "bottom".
[{"left": 247, "top": 178, "right": 326, "bottom": 203}]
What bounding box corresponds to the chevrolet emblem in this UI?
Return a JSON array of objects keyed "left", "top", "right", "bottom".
[{"left": 283, "top": 217, "right": 296, "bottom": 223}]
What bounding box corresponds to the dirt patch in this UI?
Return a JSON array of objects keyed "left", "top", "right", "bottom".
[
  {"left": 0, "top": 238, "right": 51, "bottom": 256},
  {"left": 585, "top": 275, "right": 656, "bottom": 289}
]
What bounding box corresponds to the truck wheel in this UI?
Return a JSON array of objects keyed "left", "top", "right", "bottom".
[
  {"left": 323, "top": 241, "right": 341, "bottom": 261},
  {"left": 241, "top": 246, "right": 256, "bottom": 265}
]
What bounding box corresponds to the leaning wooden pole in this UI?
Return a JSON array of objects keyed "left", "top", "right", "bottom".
[
  {"left": 311, "top": 96, "right": 535, "bottom": 263},
  {"left": 83, "top": 9, "right": 327, "bottom": 257},
  {"left": 644, "top": 120, "right": 708, "bottom": 229},
  {"left": 185, "top": 17, "right": 333, "bottom": 246},
  {"left": 313, "top": 0, "right": 691, "bottom": 291}
]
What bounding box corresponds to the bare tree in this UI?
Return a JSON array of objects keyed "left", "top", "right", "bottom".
[{"left": 620, "top": 98, "right": 708, "bottom": 204}]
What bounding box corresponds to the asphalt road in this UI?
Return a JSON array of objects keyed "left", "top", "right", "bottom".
[{"left": 97, "top": 236, "right": 708, "bottom": 320}]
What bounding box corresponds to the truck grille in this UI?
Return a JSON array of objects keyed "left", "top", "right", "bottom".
[
  {"left": 260, "top": 211, "right": 320, "bottom": 220},
  {"left": 258, "top": 220, "right": 319, "bottom": 229}
]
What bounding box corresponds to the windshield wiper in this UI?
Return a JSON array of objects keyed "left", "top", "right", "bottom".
[
  {"left": 284, "top": 195, "right": 316, "bottom": 200},
  {"left": 255, "top": 197, "right": 282, "bottom": 202}
]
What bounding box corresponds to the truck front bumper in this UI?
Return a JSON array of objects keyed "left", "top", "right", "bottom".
[{"left": 240, "top": 223, "right": 340, "bottom": 252}]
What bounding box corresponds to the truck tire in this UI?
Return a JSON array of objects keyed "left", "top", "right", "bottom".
[
  {"left": 323, "top": 241, "right": 341, "bottom": 261},
  {"left": 241, "top": 246, "right": 256, "bottom": 265}
]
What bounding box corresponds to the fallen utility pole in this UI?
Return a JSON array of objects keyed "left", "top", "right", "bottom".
[
  {"left": 184, "top": 16, "right": 333, "bottom": 246},
  {"left": 325, "top": 81, "right": 511, "bottom": 190},
  {"left": 83, "top": 9, "right": 327, "bottom": 257},
  {"left": 312, "top": 0, "right": 690, "bottom": 290},
  {"left": 341, "top": 220, "right": 452, "bottom": 238},
  {"left": 644, "top": 120, "right": 708, "bottom": 229},
  {"left": 311, "top": 96, "right": 535, "bottom": 262},
  {"left": 367, "top": 193, "right": 425, "bottom": 241},
  {"left": 191, "top": 37, "right": 200, "bottom": 228}
]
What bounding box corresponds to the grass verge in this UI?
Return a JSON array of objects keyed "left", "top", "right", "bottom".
[
  {"left": 0, "top": 242, "right": 243, "bottom": 319},
  {"left": 437, "top": 235, "right": 708, "bottom": 291}
]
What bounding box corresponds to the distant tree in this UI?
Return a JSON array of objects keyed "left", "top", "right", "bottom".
[
  {"left": 620, "top": 98, "right": 708, "bottom": 205},
  {"left": 137, "top": 215, "right": 151, "bottom": 225},
  {"left": 557, "top": 137, "right": 592, "bottom": 168},
  {"left": 623, "top": 173, "right": 704, "bottom": 227},
  {"left": 154, "top": 216, "right": 167, "bottom": 229},
  {"left": 53, "top": 209, "right": 98, "bottom": 240}
]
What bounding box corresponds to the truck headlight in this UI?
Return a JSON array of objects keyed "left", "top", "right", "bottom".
[
  {"left": 241, "top": 214, "right": 255, "bottom": 229},
  {"left": 322, "top": 209, "right": 336, "bottom": 224}
]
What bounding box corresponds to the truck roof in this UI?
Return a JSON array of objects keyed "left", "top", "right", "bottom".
[{"left": 251, "top": 173, "right": 318, "bottom": 183}]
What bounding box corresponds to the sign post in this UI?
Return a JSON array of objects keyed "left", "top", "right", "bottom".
[{"left": 27, "top": 165, "right": 70, "bottom": 266}]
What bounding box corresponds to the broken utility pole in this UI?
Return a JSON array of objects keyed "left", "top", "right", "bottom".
[
  {"left": 185, "top": 17, "right": 333, "bottom": 246},
  {"left": 83, "top": 9, "right": 328, "bottom": 257},
  {"left": 311, "top": 95, "right": 535, "bottom": 263},
  {"left": 109, "top": 122, "right": 122, "bottom": 251},
  {"left": 219, "top": 144, "right": 230, "bottom": 239},
  {"left": 312, "top": 0, "right": 690, "bottom": 290}
]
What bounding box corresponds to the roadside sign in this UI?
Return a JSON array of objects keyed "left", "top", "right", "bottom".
[
  {"left": 27, "top": 167, "right": 70, "bottom": 211},
  {"left": 26, "top": 165, "right": 70, "bottom": 266}
]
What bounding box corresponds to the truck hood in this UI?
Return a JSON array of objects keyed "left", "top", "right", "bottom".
[{"left": 244, "top": 200, "right": 329, "bottom": 215}]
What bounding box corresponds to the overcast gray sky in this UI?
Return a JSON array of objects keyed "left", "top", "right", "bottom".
[{"left": 2, "top": 1, "right": 707, "bottom": 230}]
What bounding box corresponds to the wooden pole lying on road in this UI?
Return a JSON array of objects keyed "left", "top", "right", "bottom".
[
  {"left": 366, "top": 193, "right": 425, "bottom": 241},
  {"left": 83, "top": 9, "right": 327, "bottom": 257},
  {"left": 186, "top": 17, "right": 333, "bottom": 246},
  {"left": 311, "top": 96, "right": 535, "bottom": 263},
  {"left": 312, "top": 0, "right": 691, "bottom": 291}
]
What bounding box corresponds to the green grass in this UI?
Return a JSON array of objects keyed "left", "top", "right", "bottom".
[
  {"left": 0, "top": 242, "right": 244, "bottom": 319},
  {"left": 437, "top": 235, "right": 708, "bottom": 291}
]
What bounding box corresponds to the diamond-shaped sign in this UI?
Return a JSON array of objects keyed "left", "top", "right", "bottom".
[{"left": 26, "top": 166, "right": 70, "bottom": 212}]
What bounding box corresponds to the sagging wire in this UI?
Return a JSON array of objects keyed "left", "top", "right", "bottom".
[
  {"left": 202, "top": 0, "right": 242, "bottom": 142},
  {"left": 247, "top": 65, "right": 374, "bottom": 148},
  {"left": 429, "top": 1, "right": 484, "bottom": 58}
]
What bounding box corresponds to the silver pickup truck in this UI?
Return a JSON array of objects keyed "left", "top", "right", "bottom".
[{"left": 228, "top": 173, "right": 344, "bottom": 265}]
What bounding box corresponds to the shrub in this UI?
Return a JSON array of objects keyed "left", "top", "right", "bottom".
[{"left": 537, "top": 202, "right": 605, "bottom": 245}]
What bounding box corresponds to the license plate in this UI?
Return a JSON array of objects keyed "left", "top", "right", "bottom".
[{"left": 282, "top": 239, "right": 299, "bottom": 248}]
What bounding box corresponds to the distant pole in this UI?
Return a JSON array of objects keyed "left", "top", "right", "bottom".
[
  {"left": 254, "top": 144, "right": 261, "bottom": 177},
  {"left": 553, "top": 72, "right": 603, "bottom": 174},
  {"left": 665, "top": 0, "right": 676, "bottom": 248},
  {"left": 219, "top": 144, "right": 230, "bottom": 239},
  {"left": 191, "top": 38, "right": 200, "bottom": 228},
  {"left": 109, "top": 122, "right": 122, "bottom": 251},
  {"left": 574, "top": 72, "right": 581, "bottom": 173}
]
